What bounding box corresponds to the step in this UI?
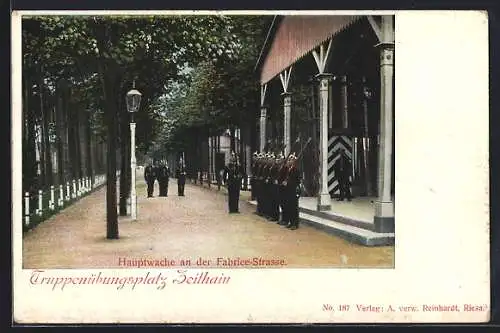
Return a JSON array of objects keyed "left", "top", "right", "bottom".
[
  {"left": 246, "top": 200, "right": 394, "bottom": 246},
  {"left": 299, "top": 212, "right": 394, "bottom": 247},
  {"left": 299, "top": 206, "right": 375, "bottom": 231}
]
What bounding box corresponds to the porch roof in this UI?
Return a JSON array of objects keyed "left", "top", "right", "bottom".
[{"left": 255, "top": 15, "right": 362, "bottom": 85}]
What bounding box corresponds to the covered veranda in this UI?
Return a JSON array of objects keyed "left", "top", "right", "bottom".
[{"left": 254, "top": 14, "right": 395, "bottom": 234}]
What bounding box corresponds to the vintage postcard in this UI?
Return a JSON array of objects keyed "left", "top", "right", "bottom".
[{"left": 12, "top": 10, "right": 489, "bottom": 323}]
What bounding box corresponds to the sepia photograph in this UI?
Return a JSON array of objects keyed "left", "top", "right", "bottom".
[
  {"left": 20, "top": 13, "right": 395, "bottom": 269},
  {"left": 12, "top": 10, "right": 489, "bottom": 324}
]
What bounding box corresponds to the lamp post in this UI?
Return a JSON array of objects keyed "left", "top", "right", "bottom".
[{"left": 126, "top": 84, "right": 142, "bottom": 221}]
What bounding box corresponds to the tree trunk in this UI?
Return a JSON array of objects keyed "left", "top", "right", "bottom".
[
  {"left": 37, "top": 86, "right": 46, "bottom": 189},
  {"left": 239, "top": 127, "right": 244, "bottom": 165},
  {"left": 119, "top": 110, "right": 130, "bottom": 216},
  {"left": 100, "top": 61, "right": 119, "bottom": 239},
  {"left": 197, "top": 128, "right": 203, "bottom": 183},
  {"left": 55, "top": 81, "right": 66, "bottom": 186},
  {"left": 93, "top": 19, "right": 119, "bottom": 238},
  {"left": 206, "top": 126, "right": 210, "bottom": 187},
  {"left": 39, "top": 74, "right": 53, "bottom": 188},
  {"left": 85, "top": 110, "right": 93, "bottom": 183},
  {"left": 230, "top": 126, "right": 236, "bottom": 153},
  {"left": 23, "top": 75, "right": 37, "bottom": 194},
  {"left": 61, "top": 81, "right": 71, "bottom": 183},
  {"left": 67, "top": 97, "right": 78, "bottom": 180}
]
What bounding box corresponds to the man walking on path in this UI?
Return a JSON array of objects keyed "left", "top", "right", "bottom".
[
  {"left": 144, "top": 162, "right": 157, "bottom": 198},
  {"left": 176, "top": 158, "right": 187, "bottom": 196},
  {"left": 158, "top": 162, "right": 170, "bottom": 197}
]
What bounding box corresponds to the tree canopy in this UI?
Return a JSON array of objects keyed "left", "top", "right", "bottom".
[{"left": 146, "top": 15, "right": 272, "bottom": 158}]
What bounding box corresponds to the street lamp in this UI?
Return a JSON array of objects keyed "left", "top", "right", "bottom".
[{"left": 126, "top": 84, "right": 142, "bottom": 221}]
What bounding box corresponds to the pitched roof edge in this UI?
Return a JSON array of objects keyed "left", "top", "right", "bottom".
[{"left": 253, "top": 15, "right": 283, "bottom": 76}]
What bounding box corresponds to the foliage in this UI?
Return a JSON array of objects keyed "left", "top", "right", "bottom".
[
  {"left": 22, "top": 15, "right": 244, "bottom": 153},
  {"left": 147, "top": 15, "right": 273, "bottom": 158}
]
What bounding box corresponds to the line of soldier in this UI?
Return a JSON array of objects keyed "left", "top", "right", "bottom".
[
  {"left": 251, "top": 150, "right": 302, "bottom": 230},
  {"left": 144, "top": 158, "right": 187, "bottom": 198}
]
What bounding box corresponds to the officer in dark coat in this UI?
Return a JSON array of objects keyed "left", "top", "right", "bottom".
[
  {"left": 144, "top": 163, "right": 157, "bottom": 198},
  {"left": 176, "top": 158, "right": 187, "bottom": 196},
  {"left": 158, "top": 163, "right": 170, "bottom": 197},
  {"left": 261, "top": 153, "right": 272, "bottom": 218},
  {"left": 254, "top": 153, "right": 264, "bottom": 216},
  {"left": 277, "top": 154, "right": 290, "bottom": 226},
  {"left": 223, "top": 151, "right": 244, "bottom": 213},
  {"left": 283, "top": 153, "right": 301, "bottom": 230},
  {"left": 335, "top": 148, "right": 352, "bottom": 201},
  {"left": 268, "top": 153, "right": 280, "bottom": 222},
  {"left": 250, "top": 152, "right": 258, "bottom": 201}
]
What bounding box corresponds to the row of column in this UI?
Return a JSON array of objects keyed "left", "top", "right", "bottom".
[{"left": 258, "top": 16, "right": 394, "bottom": 232}]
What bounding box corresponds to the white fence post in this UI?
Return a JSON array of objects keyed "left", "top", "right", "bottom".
[
  {"left": 59, "top": 185, "right": 63, "bottom": 207},
  {"left": 66, "top": 182, "right": 71, "bottom": 201},
  {"left": 72, "top": 180, "right": 76, "bottom": 199},
  {"left": 50, "top": 185, "right": 55, "bottom": 210},
  {"left": 37, "top": 189, "right": 43, "bottom": 216},
  {"left": 24, "top": 192, "right": 30, "bottom": 226}
]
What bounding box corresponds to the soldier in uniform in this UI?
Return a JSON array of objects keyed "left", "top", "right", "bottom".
[
  {"left": 254, "top": 152, "right": 264, "bottom": 216},
  {"left": 268, "top": 153, "right": 282, "bottom": 222},
  {"left": 261, "top": 152, "right": 272, "bottom": 218},
  {"left": 277, "top": 153, "right": 290, "bottom": 226},
  {"left": 158, "top": 162, "right": 170, "bottom": 197},
  {"left": 250, "top": 151, "right": 258, "bottom": 201},
  {"left": 335, "top": 148, "right": 352, "bottom": 201},
  {"left": 144, "top": 162, "right": 157, "bottom": 198},
  {"left": 283, "top": 153, "right": 301, "bottom": 230},
  {"left": 176, "top": 157, "right": 187, "bottom": 196},
  {"left": 223, "top": 151, "right": 244, "bottom": 214}
]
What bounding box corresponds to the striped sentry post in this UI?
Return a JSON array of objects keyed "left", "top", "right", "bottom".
[{"left": 327, "top": 135, "right": 353, "bottom": 196}]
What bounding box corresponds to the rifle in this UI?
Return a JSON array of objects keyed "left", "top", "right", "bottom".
[
  {"left": 295, "top": 137, "right": 313, "bottom": 161},
  {"left": 281, "top": 138, "right": 312, "bottom": 185},
  {"left": 278, "top": 137, "right": 309, "bottom": 172},
  {"left": 276, "top": 137, "right": 310, "bottom": 183}
]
